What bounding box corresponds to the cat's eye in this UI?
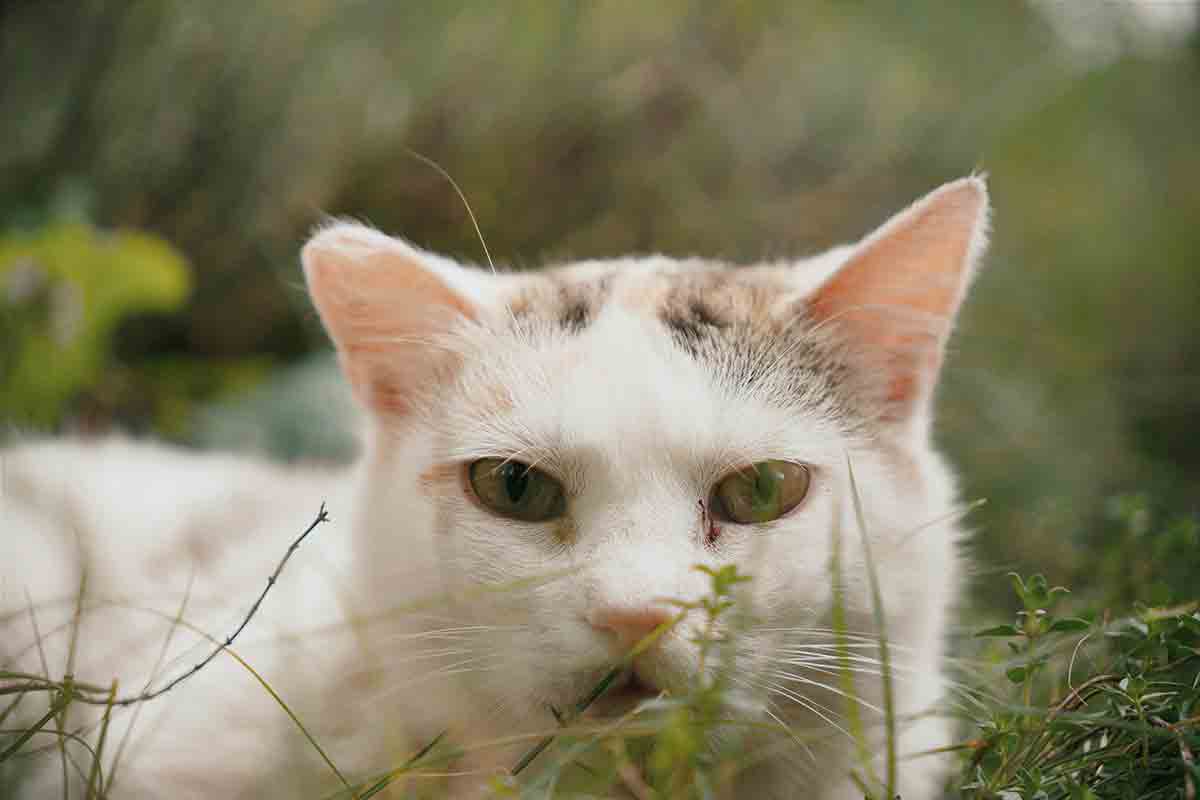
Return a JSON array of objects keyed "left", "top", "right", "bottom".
[
  {"left": 468, "top": 458, "right": 567, "bottom": 522},
  {"left": 711, "top": 460, "right": 811, "bottom": 524}
]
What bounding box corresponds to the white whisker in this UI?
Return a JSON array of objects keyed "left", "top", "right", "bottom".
[
  {"left": 759, "top": 671, "right": 885, "bottom": 715},
  {"left": 736, "top": 676, "right": 855, "bottom": 742}
]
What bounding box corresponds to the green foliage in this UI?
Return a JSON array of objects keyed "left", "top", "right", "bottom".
[
  {"left": 1089, "top": 495, "right": 1200, "bottom": 609},
  {"left": 131, "top": 357, "right": 271, "bottom": 439},
  {"left": 0, "top": 223, "right": 190, "bottom": 428},
  {"left": 962, "top": 574, "right": 1200, "bottom": 800}
]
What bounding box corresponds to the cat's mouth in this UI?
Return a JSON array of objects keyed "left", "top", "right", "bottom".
[{"left": 585, "top": 668, "right": 664, "bottom": 718}]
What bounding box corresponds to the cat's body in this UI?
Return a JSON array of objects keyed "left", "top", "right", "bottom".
[{"left": 1, "top": 178, "right": 989, "bottom": 798}]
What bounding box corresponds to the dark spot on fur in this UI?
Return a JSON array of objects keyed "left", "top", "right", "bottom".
[
  {"left": 651, "top": 273, "right": 869, "bottom": 423},
  {"left": 508, "top": 274, "right": 612, "bottom": 334},
  {"left": 559, "top": 299, "right": 590, "bottom": 332},
  {"left": 692, "top": 299, "right": 725, "bottom": 327},
  {"left": 661, "top": 298, "right": 729, "bottom": 354},
  {"left": 700, "top": 497, "right": 721, "bottom": 549}
]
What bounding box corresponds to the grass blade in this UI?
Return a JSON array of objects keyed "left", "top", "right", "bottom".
[
  {"left": 846, "top": 455, "right": 897, "bottom": 798},
  {"left": 85, "top": 679, "right": 116, "bottom": 799},
  {"left": 0, "top": 687, "right": 71, "bottom": 762},
  {"left": 828, "top": 481, "right": 876, "bottom": 788}
]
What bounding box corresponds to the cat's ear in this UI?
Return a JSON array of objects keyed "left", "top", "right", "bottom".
[
  {"left": 807, "top": 176, "right": 989, "bottom": 425},
  {"left": 302, "top": 222, "right": 482, "bottom": 417}
]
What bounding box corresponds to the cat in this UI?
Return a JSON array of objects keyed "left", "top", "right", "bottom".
[{"left": 0, "top": 176, "right": 989, "bottom": 799}]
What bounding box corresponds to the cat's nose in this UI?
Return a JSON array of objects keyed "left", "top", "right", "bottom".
[{"left": 588, "top": 606, "right": 673, "bottom": 654}]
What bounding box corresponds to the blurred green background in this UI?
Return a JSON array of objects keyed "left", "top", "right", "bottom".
[{"left": 2, "top": 1, "right": 1197, "bottom": 615}]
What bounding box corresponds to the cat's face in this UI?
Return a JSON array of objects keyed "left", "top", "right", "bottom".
[{"left": 303, "top": 178, "right": 988, "bottom": 735}]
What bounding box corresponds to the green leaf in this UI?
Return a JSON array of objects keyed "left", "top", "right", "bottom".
[
  {"left": 1005, "top": 666, "right": 1028, "bottom": 684},
  {"left": 976, "top": 624, "right": 1022, "bottom": 637},
  {"left": 1048, "top": 617, "right": 1091, "bottom": 633}
]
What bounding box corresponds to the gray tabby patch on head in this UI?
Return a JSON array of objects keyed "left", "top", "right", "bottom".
[
  {"left": 504, "top": 261, "right": 860, "bottom": 421},
  {"left": 655, "top": 267, "right": 792, "bottom": 353},
  {"left": 508, "top": 271, "right": 616, "bottom": 333},
  {"left": 657, "top": 268, "right": 865, "bottom": 422},
  {"left": 508, "top": 260, "right": 793, "bottom": 342}
]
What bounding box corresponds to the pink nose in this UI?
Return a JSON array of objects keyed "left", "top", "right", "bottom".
[{"left": 589, "top": 607, "right": 674, "bottom": 653}]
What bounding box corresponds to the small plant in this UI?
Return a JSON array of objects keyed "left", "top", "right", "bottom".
[
  {"left": 962, "top": 574, "right": 1200, "bottom": 799},
  {"left": 643, "top": 564, "right": 753, "bottom": 795},
  {"left": 503, "top": 564, "right": 754, "bottom": 799}
]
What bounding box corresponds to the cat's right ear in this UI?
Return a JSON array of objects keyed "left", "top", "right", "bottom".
[
  {"left": 805, "top": 177, "right": 989, "bottom": 428},
  {"left": 302, "top": 222, "right": 482, "bottom": 417}
]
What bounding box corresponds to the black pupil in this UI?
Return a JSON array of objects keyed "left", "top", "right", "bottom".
[
  {"left": 753, "top": 467, "right": 769, "bottom": 501},
  {"left": 502, "top": 463, "right": 529, "bottom": 504}
]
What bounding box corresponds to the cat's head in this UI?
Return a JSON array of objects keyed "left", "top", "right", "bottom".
[{"left": 302, "top": 178, "right": 988, "bottom": 735}]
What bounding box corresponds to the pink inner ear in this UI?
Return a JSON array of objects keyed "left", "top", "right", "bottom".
[
  {"left": 303, "top": 226, "right": 477, "bottom": 417},
  {"left": 808, "top": 178, "right": 988, "bottom": 419}
]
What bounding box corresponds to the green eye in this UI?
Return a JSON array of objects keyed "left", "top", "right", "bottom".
[
  {"left": 712, "top": 461, "right": 811, "bottom": 524},
  {"left": 468, "top": 458, "right": 567, "bottom": 522}
]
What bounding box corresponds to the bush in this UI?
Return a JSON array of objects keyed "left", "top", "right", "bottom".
[{"left": 0, "top": 222, "right": 190, "bottom": 429}]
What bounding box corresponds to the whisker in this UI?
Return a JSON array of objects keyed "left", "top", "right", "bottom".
[
  {"left": 364, "top": 625, "right": 526, "bottom": 646},
  {"left": 756, "top": 627, "right": 916, "bottom": 645},
  {"left": 759, "top": 705, "right": 818, "bottom": 765},
  {"left": 372, "top": 657, "right": 504, "bottom": 697},
  {"left": 772, "top": 663, "right": 903, "bottom": 685},
  {"left": 774, "top": 652, "right": 904, "bottom": 668},
  {"left": 400, "top": 146, "right": 497, "bottom": 276},
  {"left": 775, "top": 654, "right": 991, "bottom": 699},
  {"left": 736, "top": 677, "right": 855, "bottom": 742},
  {"left": 382, "top": 648, "right": 478, "bottom": 665},
  {"left": 758, "top": 672, "right": 885, "bottom": 715}
]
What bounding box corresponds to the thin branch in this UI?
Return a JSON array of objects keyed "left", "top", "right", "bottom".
[
  {"left": 99, "top": 503, "right": 328, "bottom": 707},
  {"left": 1052, "top": 673, "right": 1122, "bottom": 718}
]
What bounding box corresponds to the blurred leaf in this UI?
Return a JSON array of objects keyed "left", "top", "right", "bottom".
[
  {"left": 977, "top": 625, "right": 1023, "bottom": 638},
  {"left": 1047, "top": 618, "right": 1091, "bottom": 633},
  {"left": 0, "top": 222, "right": 190, "bottom": 427}
]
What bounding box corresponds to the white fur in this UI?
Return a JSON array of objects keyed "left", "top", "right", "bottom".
[{"left": 1, "top": 180, "right": 986, "bottom": 798}]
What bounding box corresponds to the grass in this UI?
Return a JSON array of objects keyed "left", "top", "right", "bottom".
[
  {"left": 959, "top": 580, "right": 1200, "bottom": 799},
  {"left": 2, "top": 500, "right": 1198, "bottom": 799}
]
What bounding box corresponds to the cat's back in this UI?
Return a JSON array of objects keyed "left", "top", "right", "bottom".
[
  {"left": 1, "top": 437, "right": 348, "bottom": 604},
  {"left": 0, "top": 437, "right": 364, "bottom": 798}
]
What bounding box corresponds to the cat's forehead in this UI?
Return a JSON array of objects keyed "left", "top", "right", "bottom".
[
  {"left": 504, "top": 255, "right": 827, "bottom": 343},
  {"left": 444, "top": 254, "right": 863, "bottom": 448}
]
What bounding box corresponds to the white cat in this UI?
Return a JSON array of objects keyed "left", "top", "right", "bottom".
[{"left": 0, "top": 177, "right": 988, "bottom": 798}]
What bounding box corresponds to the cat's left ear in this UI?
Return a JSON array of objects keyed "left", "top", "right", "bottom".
[
  {"left": 302, "top": 222, "right": 484, "bottom": 417},
  {"left": 807, "top": 176, "right": 990, "bottom": 427}
]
